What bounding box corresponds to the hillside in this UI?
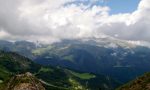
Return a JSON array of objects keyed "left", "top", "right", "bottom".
[
  {"left": 117, "top": 72, "right": 150, "bottom": 90},
  {"left": 0, "top": 51, "right": 120, "bottom": 90}
]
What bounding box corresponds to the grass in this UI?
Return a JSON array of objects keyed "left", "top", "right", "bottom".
[
  {"left": 0, "top": 80, "right": 3, "bottom": 83},
  {"left": 69, "top": 78, "right": 87, "bottom": 90},
  {"left": 35, "top": 67, "right": 54, "bottom": 76},
  {"left": 63, "top": 55, "right": 74, "bottom": 62},
  {"left": 0, "top": 66, "right": 11, "bottom": 80},
  {"left": 69, "top": 70, "right": 96, "bottom": 80},
  {"left": 32, "top": 45, "right": 53, "bottom": 55},
  {"left": 39, "top": 67, "right": 53, "bottom": 72}
]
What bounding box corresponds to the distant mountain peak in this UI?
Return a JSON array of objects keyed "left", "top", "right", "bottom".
[
  {"left": 127, "top": 40, "right": 150, "bottom": 48},
  {"left": 77, "top": 35, "right": 150, "bottom": 48}
]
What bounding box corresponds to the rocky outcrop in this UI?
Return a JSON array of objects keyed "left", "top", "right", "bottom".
[{"left": 6, "top": 72, "right": 45, "bottom": 90}]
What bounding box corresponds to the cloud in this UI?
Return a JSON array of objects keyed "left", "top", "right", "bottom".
[
  {"left": 0, "top": 0, "right": 150, "bottom": 43},
  {"left": 97, "top": 0, "right": 150, "bottom": 41}
]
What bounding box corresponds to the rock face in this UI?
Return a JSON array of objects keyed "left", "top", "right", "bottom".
[{"left": 6, "top": 72, "right": 45, "bottom": 90}]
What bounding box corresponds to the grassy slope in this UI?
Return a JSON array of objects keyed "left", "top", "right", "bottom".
[
  {"left": 67, "top": 70, "right": 96, "bottom": 80},
  {"left": 117, "top": 72, "right": 150, "bottom": 90}
]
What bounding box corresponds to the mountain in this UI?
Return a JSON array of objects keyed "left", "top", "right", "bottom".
[
  {"left": 117, "top": 72, "right": 150, "bottom": 90},
  {"left": 0, "top": 40, "right": 36, "bottom": 58},
  {"left": 1, "top": 37, "right": 150, "bottom": 83},
  {"left": 32, "top": 39, "right": 150, "bottom": 83},
  {"left": 0, "top": 51, "right": 120, "bottom": 90}
]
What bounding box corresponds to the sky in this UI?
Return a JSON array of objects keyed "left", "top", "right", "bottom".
[
  {"left": 0, "top": 0, "right": 150, "bottom": 43},
  {"left": 102, "top": 0, "right": 141, "bottom": 14}
]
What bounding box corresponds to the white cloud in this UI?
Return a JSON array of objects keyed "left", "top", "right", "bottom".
[
  {"left": 0, "top": 30, "right": 10, "bottom": 38},
  {"left": 0, "top": 0, "right": 150, "bottom": 43},
  {"left": 97, "top": 0, "right": 150, "bottom": 41}
]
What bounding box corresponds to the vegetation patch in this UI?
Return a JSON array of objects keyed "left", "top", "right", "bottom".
[
  {"left": 69, "top": 70, "right": 96, "bottom": 80},
  {"left": 39, "top": 67, "right": 53, "bottom": 72},
  {"left": 69, "top": 78, "right": 86, "bottom": 90},
  {"left": 32, "top": 45, "right": 53, "bottom": 55},
  {"left": 63, "top": 55, "right": 74, "bottom": 62},
  {"left": 0, "top": 80, "right": 3, "bottom": 83}
]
